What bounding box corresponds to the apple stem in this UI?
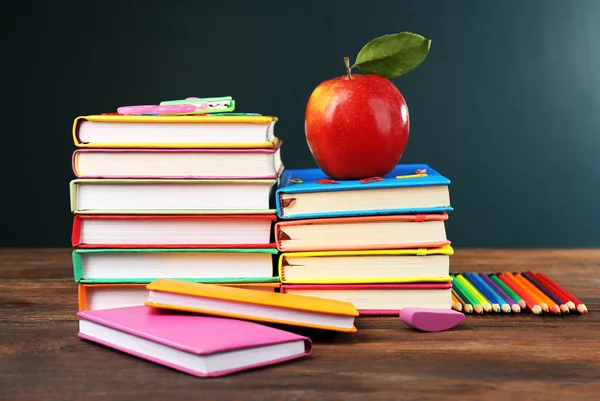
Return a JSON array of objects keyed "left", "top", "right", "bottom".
[{"left": 343, "top": 57, "right": 353, "bottom": 80}]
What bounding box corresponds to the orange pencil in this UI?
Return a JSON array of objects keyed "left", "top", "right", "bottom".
[
  {"left": 504, "top": 272, "right": 549, "bottom": 312},
  {"left": 537, "top": 272, "right": 588, "bottom": 314},
  {"left": 451, "top": 292, "right": 463, "bottom": 312},
  {"left": 498, "top": 273, "right": 542, "bottom": 314},
  {"left": 524, "top": 271, "right": 569, "bottom": 313},
  {"left": 515, "top": 273, "right": 560, "bottom": 314}
]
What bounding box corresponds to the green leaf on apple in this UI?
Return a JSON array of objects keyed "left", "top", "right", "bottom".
[{"left": 353, "top": 32, "right": 431, "bottom": 79}]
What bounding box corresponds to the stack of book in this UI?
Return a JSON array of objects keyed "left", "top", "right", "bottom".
[
  {"left": 69, "top": 108, "right": 284, "bottom": 311},
  {"left": 274, "top": 163, "right": 454, "bottom": 315}
]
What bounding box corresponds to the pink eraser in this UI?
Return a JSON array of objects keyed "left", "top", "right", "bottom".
[{"left": 399, "top": 307, "right": 464, "bottom": 332}]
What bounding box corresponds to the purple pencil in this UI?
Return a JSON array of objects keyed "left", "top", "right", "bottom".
[{"left": 478, "top": 272, "right": 521, "bottom": 313}]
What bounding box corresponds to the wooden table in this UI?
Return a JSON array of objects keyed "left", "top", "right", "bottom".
[{"left": 1, "top": 249, "right": 598, "bottom": 401}]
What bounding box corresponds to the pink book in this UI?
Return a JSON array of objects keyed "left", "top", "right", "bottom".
[
  {"left": 77, "top": 305, "right": 312, "bottom": 377},
  {"left": 72, "top": 141, "right": 283, "bottom": 179},
  {"left": 280, "top": 283, "right": 452, "bottom": 316}
]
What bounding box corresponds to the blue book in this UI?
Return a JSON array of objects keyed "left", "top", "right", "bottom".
[{"left": 275, "top": 164, "right": 452, "bottom": 219}]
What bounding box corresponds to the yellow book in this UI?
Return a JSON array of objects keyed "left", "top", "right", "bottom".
[
  {"left": 278, "top": 245, "right": 454, "bottom": 284},
  {"left": 145, "top": 279, "right": 359, "bottom": 332},
  {"left": 73, "top": 115, "right": 279, "bottom": 149}
]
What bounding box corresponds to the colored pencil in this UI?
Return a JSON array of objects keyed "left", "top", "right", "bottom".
[
  {"left": 490, "top": 274, "right": 527, "bottom": 309},
  {"left": 480, "top": 273, "right": 520, "bottom": 313},
  {"left": 532, "top": 272, "right": 577, "bottom": 311},
  {"left": 498, "top": 273, "right": 542, "bottom": 314},
  {"left": 465, "top": 272, "right": 505, "bottom": 313},
  {"left": 536, "top": 272, "right": 587, "bottom": 314},
  {"left": 505, "top": 272, "right": 549, "bottom": 312},
  {"left": 454, "top": 274, "right": 492, "bottom": 313},
  {"left": 522, "top": 272, "right": 568, "bottom": 314},
  {"left": 451, "top": 292, "right": 463, "bottom": 312},
  {"left": 528, "top": 271, "right": 574, "bottom": 312},
  {"left": 516, "top": 272, "right": 560, "bottom": 314},
  {"left": 452, "top": 277, "right": 483, "bottom": 314},
  {"left": 452, "top": 287, "right": 473, "bottom": 314},
  {"left": 510, "top": 272, "right": 552, "bottom": 313}
]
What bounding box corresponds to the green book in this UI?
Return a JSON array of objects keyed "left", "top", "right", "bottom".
[{"left": 72, "top": 248, "right": 278, "bottom": 284}]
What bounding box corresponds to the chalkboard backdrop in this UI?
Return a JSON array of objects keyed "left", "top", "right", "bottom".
[{"left": 5, "top": 0, "right": 600, "bottom": 247}]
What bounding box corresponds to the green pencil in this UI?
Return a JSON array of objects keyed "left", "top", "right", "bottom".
[
  {"left": 490, "top": 274, "right": 527, "bottom": 309},
  {"left": 451, "top": 275, "right": 483, "bottom": 314}
]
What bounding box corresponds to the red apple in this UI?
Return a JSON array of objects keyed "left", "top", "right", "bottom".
[{"left": 304, "top": 70, "right": 409, "bottom": 180}]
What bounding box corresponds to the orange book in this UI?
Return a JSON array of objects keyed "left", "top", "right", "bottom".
[
  {"left": 145, "top": 279, "right": 359, "bottom": 332},
  {"left": 78, "top": 282, "right": 281, "bottom": 311}
]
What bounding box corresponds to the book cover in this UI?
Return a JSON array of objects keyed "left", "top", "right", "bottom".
[
  {"left": 77, "top": 305, "right": 312, "bottom": 377},
  {"left": 275, "top": 213, "right": 450, "bottom": 252},
  {"left": 72, "top": 248, "right": 278, "bottom": 283},
  {"left": 71, "top": 141, "right": 283, "bottom": 179},
  {"left": 72, "top": 214, "right": 277, "bottom": 248},
  {"left": 145, "top": 279, "right": 359, "bottom": 332},
  {"left": 73, "top": 114, "right": 279, "bottom": 149},
  {"left": 281, "top": 283, "right": 452, "bottom": 316},
  {"left": 278, "top": 245, "right": 454, "bottom": 284},
  {"left": 275, "top": 163, "right": 452, "bottom": 219}
]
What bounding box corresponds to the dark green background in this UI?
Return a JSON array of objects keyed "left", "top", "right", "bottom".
[{"left": 5, "top": 0, "right": 600, "bottom": 247}]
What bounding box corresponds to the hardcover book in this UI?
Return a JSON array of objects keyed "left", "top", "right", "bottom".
[
  {"left": 278, "top": 245, "right": 454, "bottom": 284},
  {"left": 280, "top": 283, "right": 452, "bottom": 316},
  {"left": 145, "top": 279, "right": 359, "bottom": 332},
  {"left": 72, "top": 215, "right": 277, "bottom": 248},
  {"left": 69, "top": 178, "right": 276, "bottom": 214},
  {"left": 78, "top": 282, "right": 281, "bottom": 311},
  {"left": 72, "top": 143, "right": 283, "bottom": 179},
  {"left": 275, "top": 163, "right": 452, "bottom": 219},
  {"left": 72, "top": 114, "right": 279, "bottom": 149},
  {"left": 275, "top": 213, "right": 449, "bottom": 252},
  {"left": 72, "top": 248, "right": 278, "bottom": 283},
  {"left": 77, "top": 305, "right": 312, "bottom": 377}
]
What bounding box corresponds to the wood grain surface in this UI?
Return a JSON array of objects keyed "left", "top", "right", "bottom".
[{"left": 1, "top": 248, "right": 599, "bottom": 401}]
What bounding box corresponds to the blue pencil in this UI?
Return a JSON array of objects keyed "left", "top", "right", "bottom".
[
  {"left": 465, "top": 272, "right": 506, "bottom": 313},
  {"left": 479, "top": 273, "right": 521, "bottom": 313}
]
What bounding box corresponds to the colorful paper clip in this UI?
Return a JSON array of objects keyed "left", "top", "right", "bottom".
[{"left": 160, "top": 96, "right": 236, "bottom": 114}]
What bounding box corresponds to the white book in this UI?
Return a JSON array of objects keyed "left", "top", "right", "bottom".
[
  {"left": 275, "top": 214, "right": 449, "bottom": 252},
  {"left": 281, "top": 285, "right": 452, "bottom": 312},
  {"left": 78, "top": 283, "right": 279, "bottom": 311},
  {"left": 73, "top": 248, "right": 277, "bottom": 282},
  {"left": 73, "top": 215, "right": 275, "bottom": 247},
  {"left": 72, "top": 145, "right": 283, "bottom": 179},
  {"left": 278, "top": 246, "right": 453, "bottom": 284},
  {"left": 69, "top": 179, "right": 276, "bottom": 214},
  {"left": 73, "top": 115, "right": 277, "bottom": 147}
]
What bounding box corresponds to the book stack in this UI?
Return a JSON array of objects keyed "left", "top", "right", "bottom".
[
  {"left": 69, "top": 102, "right": 284, "bottom": 311},
  {"left": 274, "top": 163, "right": 454, "bottom": 315}
]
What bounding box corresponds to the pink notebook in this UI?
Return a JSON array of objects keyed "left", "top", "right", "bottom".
[
  {"left": 280, "top": 283, "right": 452, "bottom": 316},
  {"left": 72, "top": 141, "right": 283, "bottom": 179},
  {"left": 77, "top": 305, "right": 312, "bottom": 377}
]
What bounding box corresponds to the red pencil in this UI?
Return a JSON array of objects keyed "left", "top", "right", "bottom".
[
  {"left": 498, "top": 273, "right": 542, "bottom": 314},
  {"left": 536, "top": 273, "right": 588, "bottom": 314},
  {"left": 526, "top": 271, "right": 570, "bottom": 313},
  {"left": 531, "top": 271, "right": 575, "bottom": 311}
]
